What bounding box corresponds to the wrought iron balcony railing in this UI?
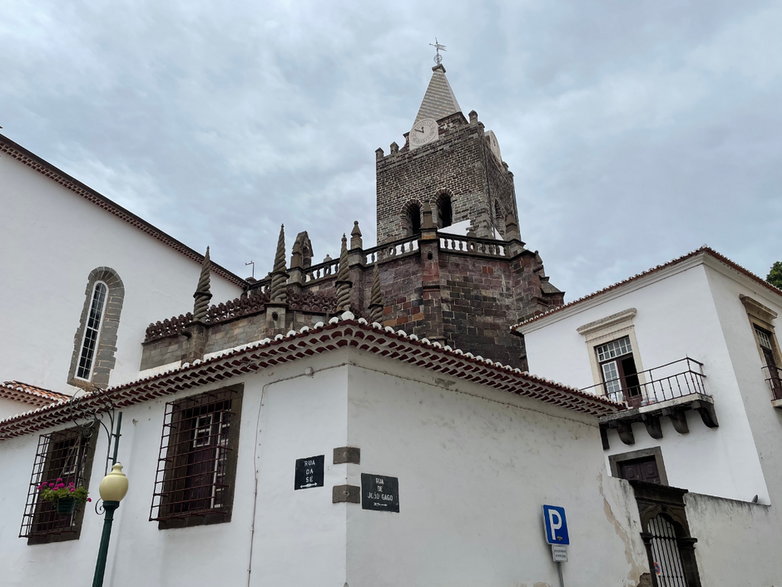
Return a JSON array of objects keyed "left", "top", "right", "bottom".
[
  {"left": 762, "top": 364, "right": 782, "bottom": 400},
  {"left": 582, "top": 357, "right": 708, "bottom": 408}
]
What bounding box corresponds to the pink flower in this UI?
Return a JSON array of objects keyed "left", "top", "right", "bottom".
[
  {"left": 69, "top": 487, "right": 75, "bottom": 492},
  {"left": 56, "top": 478, "right": 63, "bottom": 483},
  {"left": 87, "top": 498, "right": 92, "bottom": 502}
]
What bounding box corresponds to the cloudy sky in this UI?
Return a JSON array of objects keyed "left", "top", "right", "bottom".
[{"left": 3, "top": 1, "right": 780, "bottom": 300}]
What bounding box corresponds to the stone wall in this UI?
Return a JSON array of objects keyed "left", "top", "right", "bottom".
[
  {"left": 376, "top": 113, "right": 518, "bottom": 244},
  {"left": 140, "top": 234, "right": 563, "bottom": 372}
]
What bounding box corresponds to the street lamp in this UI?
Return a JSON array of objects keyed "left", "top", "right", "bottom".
[{"left": 92, "top": 463, "right": 129, "bottom": 587}]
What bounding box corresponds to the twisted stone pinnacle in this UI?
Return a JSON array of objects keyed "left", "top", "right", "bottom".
[
  {"left": 270, "top": 224, "right": 288, "bottom": 303},
  {"left": 193, "top": 246, "right": 212, "bottom": 322},
  {"left": 335, "top": 234, "right": 351, "bottom": 312},
  {"left": 368, "top": 264, "right": 384, "bottom": 323}
]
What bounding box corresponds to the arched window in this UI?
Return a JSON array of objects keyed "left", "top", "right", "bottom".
[
  {"left": 75, "top": 282, "right": 108, "bottom": 380},
  {"left": 404, "top": 202, "right": 421, "bottom": 236},
  {"left": 437, "top": 193, "right": 453, "bottom": 229},
  {"left": 68, "top": 267, "right": 124, "bottom": 389}
]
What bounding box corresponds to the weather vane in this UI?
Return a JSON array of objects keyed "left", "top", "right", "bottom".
[{"left": 430, "top": 38, "right": 446, "bottom": 65}]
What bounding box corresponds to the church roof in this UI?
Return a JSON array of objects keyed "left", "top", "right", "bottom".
[
  {"left": 414, "top": 65, "right": 462, "bottom": 123},
  {"left": 0, "top": 313, "right": 619, "bottom": 439},
  {"left": 0, "top": 133, "right": 245, "bottom": 288}
]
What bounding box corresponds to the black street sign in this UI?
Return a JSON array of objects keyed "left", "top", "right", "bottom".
[
  {"left": 361, "top": 473, "right": 399, "bottom": 512},
  {"left": 294, "top": 455, "right": 324, "bottom": 490}
]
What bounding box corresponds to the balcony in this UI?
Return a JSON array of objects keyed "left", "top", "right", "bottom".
[
  {"left": 763, "top": 364, "right": 782, "bottom": 408},
  {"left": 586, "top": 357, "right": 719, "bottom": 449}
]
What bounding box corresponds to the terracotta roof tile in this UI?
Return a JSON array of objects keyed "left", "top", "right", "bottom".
[
  {"left": 512, "top": 246, "right": 782, "bottom": 330},
  {"left": 0, "top": 381, "right": 70, "bottom": 407},
  {"left": 0, "top": 313, "right": 620, "bottom": 440}
]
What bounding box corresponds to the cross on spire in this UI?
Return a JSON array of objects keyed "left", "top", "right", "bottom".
[{"left": 430, "top": 38, "right": 446, "bottom": 65}]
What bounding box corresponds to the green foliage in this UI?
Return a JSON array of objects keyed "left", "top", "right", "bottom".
[
  {"left": 767, "top": 262, "right": 782, "bottom": 289},
  {"left": 37, "top": 479, "right": 91, "bottom": 503}
]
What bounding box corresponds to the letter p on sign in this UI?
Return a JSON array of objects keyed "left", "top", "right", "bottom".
[{"left": 542, "top": 505, "right": 569, "bottom": 545}]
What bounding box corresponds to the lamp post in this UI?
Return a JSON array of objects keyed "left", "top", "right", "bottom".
[{"left": 92, "top": 463, "right": 129, "bottom": 587}]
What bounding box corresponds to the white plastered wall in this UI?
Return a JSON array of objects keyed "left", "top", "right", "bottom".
[
  {"left": 0, "top": 355, "right": 350, "bottom": 587},
  {"left": 0, "top": 154, "right": 243, "bottom": 392},
  {"left": 702, "top": 263, "right": 782, "bottom": 506},
  {"left": 344, "top": 352, "right": 649, "bottom": 587}
]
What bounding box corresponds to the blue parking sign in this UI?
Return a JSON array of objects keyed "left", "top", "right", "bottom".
[{"left": 543, "top": 505, "right": 569, "bottom": 545}]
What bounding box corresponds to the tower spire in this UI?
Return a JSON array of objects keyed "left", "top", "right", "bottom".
[{"left": 414, "top": 51, "right": 461, "bottom": 123}]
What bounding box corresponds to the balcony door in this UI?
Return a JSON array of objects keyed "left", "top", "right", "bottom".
[{"left": 596, "top": 336, "right": 642, "bottom": 406}]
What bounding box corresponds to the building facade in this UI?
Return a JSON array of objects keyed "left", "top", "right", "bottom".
[{"left": 1, "top": 62, "right": 781, "bottom": 587}]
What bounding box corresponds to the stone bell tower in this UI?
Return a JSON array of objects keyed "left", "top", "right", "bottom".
[{"left": 376, "top": 63, "right": 520, "bottom": 245}]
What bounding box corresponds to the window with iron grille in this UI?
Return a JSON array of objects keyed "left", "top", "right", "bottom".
[
  {"left": 19, "top": 425, "right": 97, "bottom": 544},
  {"left": 150, "top": 385, "right": 243, "bottom": 529}
]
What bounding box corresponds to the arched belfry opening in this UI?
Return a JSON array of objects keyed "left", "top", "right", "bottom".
[
  {"left": 403, "top": 202, "right": 422, "bottom": 236},
  {"left": 437, "top": 193, "right": 453, "bottom": 229}
]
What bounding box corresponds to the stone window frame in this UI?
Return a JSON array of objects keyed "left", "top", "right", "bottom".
[
  {"left": 577, "top": 308, "right": 646, "bottom": 398},
  {"left": 740, "top": 295, "right": 782, "bottom": 400},
  {"left": 68, "top": 267, "right": 124, "bottom": 390},
  {"left": 608, "top": 446, "right": 669, "bottom": 486}
]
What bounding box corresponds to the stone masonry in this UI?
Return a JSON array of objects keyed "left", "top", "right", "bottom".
[{"left": 140, "top": 64, "right": 564, "bottom": 373}]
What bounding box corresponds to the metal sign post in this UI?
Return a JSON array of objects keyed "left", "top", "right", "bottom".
[{"left": 542, "top": 505, "right": 569, "bottom": 587}]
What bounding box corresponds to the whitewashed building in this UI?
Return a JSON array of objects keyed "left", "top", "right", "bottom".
[
  {"left": 516, "top": 247, "right": 782, "bottom": 503},
  {"left": 0, "top": 134, "right": 244, "bottom": 413},
  {"left": 0, "top": 315, "right": 658, "bottom": 587}
]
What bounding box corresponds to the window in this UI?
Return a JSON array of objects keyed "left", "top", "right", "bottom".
[
  {"left": 437, "top": 193, "right": 453, "bottom": 229},
  {"left": 150, "top": 386, "right": 243, "bottom": 528},
  {"left": 68, "top": 267, "right": 124, "bottom": 390},
  {"left": 577, "top": 308, "right": 645, "bottom": 405},
  {"left": 595, "top": 336, "right": 641, "bottom": 405},
  {"left": 755, "top": 326, "right": 782, "bottom": 399},
  {"left": 19, "top": 426, "right": 97, "bottom": 544},
  {"left": 76, "top": 282, "right": 108, "bottom": 379},
  {"left": 609, "top": 447, "right": 668, "bottom": 485},
  {"left": 741, "top": 295, "right": 782, "bottom": 401},
  {"left": 404, "top": 202, "right": 421, "bottom": 236}
]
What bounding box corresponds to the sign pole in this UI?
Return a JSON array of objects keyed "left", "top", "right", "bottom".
[{"left": 556, "top": 560, "right": 565, "bottom": 587}]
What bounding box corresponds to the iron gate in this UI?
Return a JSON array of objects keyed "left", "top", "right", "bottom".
[{"left": 648, "top": 514, "right": 688, "bottom": 586}]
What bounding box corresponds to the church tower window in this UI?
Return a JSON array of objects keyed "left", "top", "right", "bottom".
[
  {"left": 404, "top": 202, "right": 422, "bottom": 236},
  {"left": 437, "top": 193, "right": 453, "bottom": 229},
  {"left": 68, "top": 267, "right": 124, "bottom": 390}
]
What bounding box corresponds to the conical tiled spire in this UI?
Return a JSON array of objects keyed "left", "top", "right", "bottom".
[
  {"left": 414, "top": 64, "right": 462, "bottom": 123},
  {"left": 335, "top": 234, "right": 351, "bottom": 312},
  {"left": 269, "top": 225, "right": 288, "bottom": 303},
  {"left": 193, "top": 247, "right": 212, "bottom": 323},
  {"left": 368, "top": 264, "right": 384, "bottom": 323}
]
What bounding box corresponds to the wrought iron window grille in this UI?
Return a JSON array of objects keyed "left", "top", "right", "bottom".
[
  {"left": 150, "top": 385, "right": 242, "bottom": 529},
  {"left": 19, "top": 424, "right": 97, "bottom": 544}
]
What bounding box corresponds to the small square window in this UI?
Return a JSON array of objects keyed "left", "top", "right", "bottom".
[{"left": 150, "top": 386, "right": 242, "bottom": 529}]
